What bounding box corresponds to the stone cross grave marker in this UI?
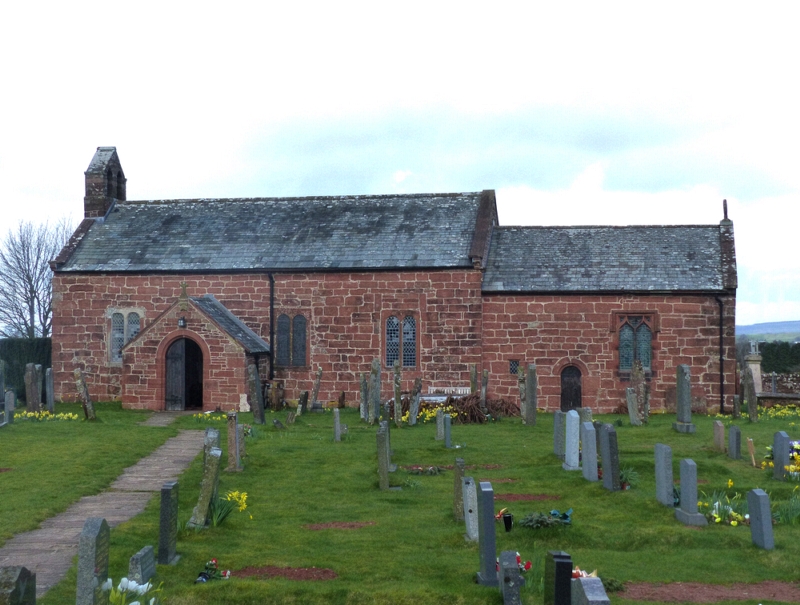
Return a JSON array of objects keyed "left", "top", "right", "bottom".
[
  {"left": 773, "top": 431, "right": 790, "bottom": 481},
  {"left": 580, "top": 422, "right": 598, "bottom": 482},
  {"left": 4, "top": 391, "right": 14, "bottom": 425},
  {"left": 435, "top": 408, "right": 444, "bottom": 441},
  {"left": 673, "top": 364, "right": 696, "bottom": 433},
  {"left": 453, "top": 458, "right": 465, "bottom": 521},
  {"left": 226, "top": 412, "right": 242, "bottom": 472},
  {"left": 158, "top": 481, "right": 180, "bottom": 564},
  {"left": 0, "top": 566, "right": 36, "bottom": 605},
  {"left": 523, "top": 364, "right": 537, "bottom": 426},
  {"left": 444, "top": 414, "right": 452, "bottom": 449},
  {"left": 626, "top": 387, "right": 642, "bottom": 426},
  {"left": 76, "top": 517, "right": 110, "bottom": 605},
  {"left": 571, "top": 576, "right": 611, "bottom": 605},
  {"left": 45, "top": 367, "right": 55, "bottom": 413},
  {"left": 747, "top": 488, "right": 774, "bottom": 550},
  {"left": 476, "top": 481, "right": 498, "bottom": 587},
  {"left": 743, "top": 365, "right": 759, "bottom": 423},
  {"left": 713, "top": 420, "right": 725, "bottom": 452},
  {"left": 728, "top": 426, "right": 741, "bottom": 460},
  {"left": 368, "top": 359, "right": 381, "bottom": 424},
  {"left": 553, "top": 411, "right": 565, "bottom": 460},
  {"left": 128, "top": 545, "right": 155, "bottom": 585},
  {"left": 74, "top": 368, "right": 97, "bottom": 420},
  {"left": 187, "top": 447, "right": 221, "bottom": 528},
  {"left": 499, "top": 550, "right": 523, "bottom": 605},
  {"left": 747, "top": 438, "right": 757, "bottom": 467},
  {"left": 359, "top": 373, "right": 368, "bottom": 421},
  {"left": 600, "top": 424, "right": 621, "bottom": 491},
  {"left": 544, "top": 550, "right": 572, "bottom": 605},
  {"left": 462, "top": 476, "right": 479, "bottom": 542},
  {"left": 675, "top": 459, "right": 707, "bottom": 526},
  {"left": 654, "top": 443, "right": 674, "bottom": 507},
  {"left": 563, "top": 410, "right": 580, "bottom": 470},
  {"left": 247, "top": 363, "right": 266, "bottom": 425}
]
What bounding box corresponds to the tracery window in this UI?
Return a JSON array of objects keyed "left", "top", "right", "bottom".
[
  {"left": 386, "top": 315, "right": 416, "bottom": 367},
  {"left": 110, "top": 310, "right": 142, "bottom": 362},
  {"left": 618, "top": 314, "right": 653, "bottom": 372}
]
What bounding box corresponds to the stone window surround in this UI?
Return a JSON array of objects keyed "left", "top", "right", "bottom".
[
  {"left": 611, "top": 310, "right": 659, "bottom": 379},
  {"left": 106, "top": 306, "right": 146, "bottom": 364},
  {"left": 275, "top": 310, "right": 309, "bottom": 368},
  {"left": 381, "top": 310, "right": 419, "bottom": 370}
]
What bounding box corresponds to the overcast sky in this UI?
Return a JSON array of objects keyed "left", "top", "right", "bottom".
[{"left": 2, "top": 2, "right": 798, "bottom": 326}]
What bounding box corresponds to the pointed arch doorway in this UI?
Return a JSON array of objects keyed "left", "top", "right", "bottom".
[
  {"left": 165, "top": 338, "right": 203, "bottom": 410},
  {"left": 560, "top": 366, "right": 582, "bottom": 412}
]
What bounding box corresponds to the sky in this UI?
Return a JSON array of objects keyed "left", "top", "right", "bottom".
[{"left": 1, "top": 2, "right": 798, "bottom": 326}]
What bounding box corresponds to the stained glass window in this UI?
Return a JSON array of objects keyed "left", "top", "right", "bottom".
[
  {"left": 636, "top": 324, "right": 652, "bottom": 370},
  {"left": 292, "top": 315, "right": 307, "bottom": 367},
  {"left": 386, "top": 316, "right": 400, "bottom": 366},
  {"left": 276, "top": 314, "right": 290, "bottom": 366},
  {"left": 402, "top": 316, "right": 416, "bottom": 367},
  {"left": 619, "top": 315, "right": 653, "bottom": 372},
  {"left": 111, "top": 313, "right": 124, "bottom": 362}
]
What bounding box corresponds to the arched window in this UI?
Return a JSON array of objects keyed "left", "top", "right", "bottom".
[
  {"left": 111, "top": 313, "right": 125, "bottom": 362},
  {"left": 402, "top": 315, "right": 416, "bottom": 367},
  {"left": 127, "top": 312, "right": 140, "bottom": 342},
  {"left": 386, "top": 314, "right": 417, "bottom": 368},
  {"left": 276, "top": 314, "right": 291, "bottom": 366},
  {"left": 618, "top": 315, "right": 653, "bottom": 372},
  {"left": 386, "top": 316, "right": 400, "bottom": 366},
  {"left": 276, "top": 313, "right": 307, "bottom": 367}
]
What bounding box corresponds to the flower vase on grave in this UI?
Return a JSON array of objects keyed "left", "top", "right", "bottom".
[{"left": 503, "top": 513, "right": 513, "bottom": 532}]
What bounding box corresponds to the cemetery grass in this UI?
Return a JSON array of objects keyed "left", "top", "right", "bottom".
[
  {"left": 0, "top": 403, "right": 178, "bottom": 546},
  {"left": 37, "top": 409, "right": 800, "bottom": 605}
]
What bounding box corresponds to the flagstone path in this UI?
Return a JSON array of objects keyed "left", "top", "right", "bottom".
[{"left": 0, "top": 412, "right": 204, "bottom": 598}]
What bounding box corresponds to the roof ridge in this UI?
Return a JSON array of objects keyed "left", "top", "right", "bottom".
[
  {"left": 494, "top": 224, "right": 719, "bottom": 230},
  {"left": 122, "top": 191, "right": 482, "bottom": 205}
]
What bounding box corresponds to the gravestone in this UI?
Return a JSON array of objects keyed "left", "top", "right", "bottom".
[
  {"left": 379, "top": 421, "right": 397, "bottom": 471},
  {"left": 226, "top": 412, "right": 242, "bottom": 472},
  {"left": 773, "top": 431, "right": 791, "bottom": 481},
  {"left": 747, "top": 437, "right": 757, "bottom": 467},
  {"left": 674, "top": 459, "right": 707, "bottom": 526},
  {"left": 359, "top": 373, "right": 368, "bottom": 421},
  {"left": 376, "top": 426, "right": 399, "bottom": 490},
  {"left": 462, "top": 476, "right": 479, "bottom": 541},
  {"left": 444, "top": 414, "right": 452, "bottom": 449},
  {"left": 273, "top": 418, "right": 286, "bottom": 430},
  {"left": 631, "top": 360, "right": 650, "bottom": 423},
  {"left": 247, "top": 363, "right": 266, "bottom": 425},
  {"left": 741, "top": 365, "right": 759, "bottom": 423},
  {"left": 578, "top": 407, "right": 592, "bottom": 424},
  {"left": 523, "top": 364, "right": 538, "bottom": 425},
  {"left": 158, "top": 481, "right": 180, "bottom": 564},
  {"left": 4, "top": 392, "right": 14, "bottom": 425},
  {"left": 772, "top": 372, "right": 778, "bottom": 393},
  {"left": 76, "top": 517, "right": 110, "bottom": 605},
  {"left": 654, "top": 443, "right": 674, "bottom": 507},
  {"left": 571, "top": 576, "right": 611, "bottom": 605},
  {"left": 45, "top": 367, "right": 55, "bottom": 413},
  {"left": 187, "top": 447, "right": 221, "bottom": 528},
  {"left": 592, "top": 421, "right": 603, "bottom": 462},
  {"left": 0, "top": 566, "right": 36, "bottom": 605},
  {"left": 310, "top": 367, "right": 323, "bottom": 411},
  {"left": 237, "top": 425, "right": 246, "bottom": 460},
  {"left": 713, "top": 421, "right": 725, "bottom": 452},
  {"left": 435, "top": 409, "right": 444, "bottom": 441},
  {"left": 128, "top": 545, "right": 155, "bottom": 584},
  {"left": 453, "top": 458, "right": 466, "bottom": 520},
  {"left": 517, "top": 364, "right": 527, "bottom": 420},
  {"left": 203, "top": 427, "right": 220, "bottom": 467},
  {"left": 332, "top": 408, "right": 342, "bottom": 442},
  {"left": 480, "top": 369, "right": 488, "bottom": 413},
  {"left": 553, "top": 411, "right": 565, "bottom": 460},
  {"left": 563, "top": 410, "right": 580, "bottom": 470},
  {"left": 733, "top": 392, "right": 741, "bottom": 419},
  {"left": 285, "top": 412, "right": 296, "bottom": 425},
  {"left": 626, "top": 387, "right": 642, "bottom": 426},
  {"left": 747, "top": 489, "right": 774, "bottom": 550},
  {"left": 296, "top": 391, "right": 308, "bottom": 416},
  {"left": 728, "top": 426, "right": 741, "bottom": 460},
  {"left": 409, "top": 378, "right": 422, "bottom": 426},
  {"left": 499, "top": 550, "right": 523, "bottom": 605},
  {"left": 475, "top": 482, "right": 498, "bottom": 586},
  {"left": 74, "top": 368, "right": 96, "bottom": 420},
  {"left": 24, "top": 364, "right": 40, "bottom": 412},
  {"left": 544, "top": 550, "right": 572, "bottom": 605},
  {"left": 599, "top": 424, "right": 620, "bottom": 491},
  {"left": 470, "top": 364, "right": 478, "bottom": 394},
  {"left": 673, "top": 365, "right": 696, "bottom": 433},
  {"left": 580, "top": 422, "right": 598, "bottom": 482},
  {"left": 368, "top": 359, "right": 381, "bottom": 424},
  {"left": 393, "top": 360, "right": 402, "bottom": 427}
]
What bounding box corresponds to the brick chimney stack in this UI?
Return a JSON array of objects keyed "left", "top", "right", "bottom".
[{"left": 84, "top": 146, "right": 126, "bottom": 218}]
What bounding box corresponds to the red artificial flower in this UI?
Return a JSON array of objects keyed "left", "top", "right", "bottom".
[{"left": 524, "top": 561, "right": 532, "bottom": 571}]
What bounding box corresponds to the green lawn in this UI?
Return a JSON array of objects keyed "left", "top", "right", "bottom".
[{"left": 6, "top": 405, "right": 800, "bottom": 605}]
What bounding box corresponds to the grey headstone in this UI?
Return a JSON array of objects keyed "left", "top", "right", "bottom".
[
  {"left": 359, "top": 373, "right": 368, "bottom": 421},
  {"left": 158, "top": 481, "right": 179, "bottom": 565},
  {"left": 368, "top": 359, "right": 381, "bottom": 424},
  {"left": 247, "top": 363, "right": 265, "bottom": 425},
  {"left": 742, "top": 365, "right": 759, "bottom": 422},
  {"left": 309, "top": 367, "right": 323, "bottom": 413},
  {"left": 272, "top": 419, "right": 286, "bottom": 429},
  {"left": 462, "top": 476, "right": 479, "bottom": 541},
  {"left": 45, "top": 367, "right": 54, "bottom": 413},
  {"left": 74, "top": 368, "right": 96, "bottom": 420},
  {"left": 444, "top": 414, "right": 452, "bottom": 449},
  {"left": 480, "top": 369, "right": 488, "bottom": 413},
  {"left": 187, "top": 447, "right": 221, "bottom": 528},
  {"left": 435, "top": 409, "right": 444, "bottom": 440},
  {"left": 24, "top": 364, "right": 40, "bottom": 412},
  {"left": 0, "top": 566, "right": 36, "bottom": 605},
  {"left": 237, "top": 424, "right": 246, "bottom": 460},
  {"left": 580, "top": 422, "right": 598, "bottom": 482},
  {"left": 674, "top": 459, "right": 707, "bottom": 526},
  {"left": 728, "top": 425, "right": 741, "bottom": 460},
  {"left": 563, "top": 410, "right": 580, "bottom": 470},
  {"left": 626, "top": 387, "right": 642, "bottom": 426},
  {"left": 592, "top": 421, "right": 602, "bottom": 460},
  {"left": 747, "top": 488, "right": 774, "bottom": 550},
  {"left": 499, "top": 550, "right": 523, "bottom": 605},
  {"left": 673, "top": 364, "right": 696, "bottom": 433},
  {"left": 773, "top": 431, "right": 791, "bottom": 481},
  {"left": 654, "top": 443, "right": 674, "bottom": 507},
  {"left": 476, "top": 482, "right": 498, "bottom": 586},
  {"left": 523, "top": 364, "right": 538, "bottom": 426},
  {"left": 376, "top": 427, "right": 398, "bottom": 490},
  {"left": 76, "top": 517, "right": 110, "bottom": 605},
  {"left": 571, "top": 576, "right": 611, "bottom": 605},
  {"left": 297, "top": 391, "right": 308, "bottom": 415},
  {"left": 409, "top": 378, "right": 422, "bottom": 426},
  {"left": 544, "top": 550, "right": 572, "bottom": 605},
  {"left": 578, "top": 407, "right": 592, "bottom": 424},
  {"left": 599, "top": 424, "right": 620, "bottom": 491},
  {"left": 128, "top": 545, "right": 155, "bottom": 585},
  {"left": 333, "top": 408, "right": 342, "bottom": 442},
  {"left": 393, "top": 360, "right": 402, "bottom": 427},
  {"left": 453, "top": 458, "right": 466, "bottom": 521},
  {"left": 553, "top": 411, "right": 566, "bottom": 460},
  {"left": 203, "top": 427, "right": 220, "bottom": 467},
  {"left": 713, "top": 421, "right": 725, "bottom": 452},
  {"left": 226, "top": 412, "right": 242, "bottom": 472},
  {"left": 470, "top": 364, "right": 478, "bottom": 394},
  {"left": 4, "top": 392, "right": 14, "bottom": 425}
]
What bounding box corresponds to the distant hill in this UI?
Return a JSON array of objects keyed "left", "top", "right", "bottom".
[{"left": 736, "top": 320, "right": 800, "bottom": 342}]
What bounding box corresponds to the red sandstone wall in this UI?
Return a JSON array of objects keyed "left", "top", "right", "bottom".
[{"left": 480, "top": 293, "right": 737, "bottom": 414}]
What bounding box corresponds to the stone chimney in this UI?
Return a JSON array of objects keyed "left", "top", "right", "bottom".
[{"left": 84, "top": 147, "right": 126, "bottom": 218}]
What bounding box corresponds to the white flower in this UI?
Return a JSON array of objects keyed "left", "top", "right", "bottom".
[
  {"left": 150, "top": 599, "right": 157, "bottom": 605},
  {"left": 118, "top": 577, "right": 129, "bottom": 591},
  {"left": 101, "top": 578, "right": 113, "bottom": 591},
  {"left": 130, "top": 601, "right": 141, "bottom": 605},
  {"left": 135, "top": 581, "right": 152, "bottom": 595}
]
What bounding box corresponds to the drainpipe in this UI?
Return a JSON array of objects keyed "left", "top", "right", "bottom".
[
  {"left": 269, "top": 273, "right": 275, "bottom": 381},
  {"left": 715, "top": 296, "right": 725, "bottom": 414}
]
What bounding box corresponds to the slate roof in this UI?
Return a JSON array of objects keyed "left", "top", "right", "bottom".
[
  {"left": 190, "top": 295, "right": 270, "bottom": 354},
  {"left": 482, "top": 225, "right": 726, "bottom": 293},
  {"left": 57, "top": 193, "right": 483, "bottom": 272}
]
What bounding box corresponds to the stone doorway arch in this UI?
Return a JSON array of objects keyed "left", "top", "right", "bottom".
[
  {"left": 165, "top": 337, "right": 204, "bottom": 410},
  {"left": 560, "top": 365, "right": 582, "bottom": 412}
]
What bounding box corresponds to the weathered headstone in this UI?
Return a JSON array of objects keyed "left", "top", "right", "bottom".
[
  {"left": 333, "top": 408, "right": 342, "bottom": 442},
  {"left": 626, "top": 387, "right": 642, "bottom": 426},
  {"left": 74, "top": 368, "right": 96, "bottom": 420},
  {"left": 297, "top": 391, "right": 308, "bottom": 416},
  {"left": 631, "top": 360, "right": 649, "bottom": 423},
  {"left": 480, "top": 369, "right": 488, "bottom": 413},
  {"left": 444, "top": 414, "right": 452, "bottom": 449},
  {"left": 158, "top": 481, "right": 179, "bottom": 564},
  {"left": 203, "top": 427, "right": 220, "bottom": 467},
  {"left": 0, "top": 566, "right": 36, "bottom": 605},
  {"left": 462, "top": 476, "right": 479, "bottom": 541},
  {"left": 580, "top": 422, "right": 598, "bottom": 482},
  {"left": 733, "top": 392, "right": 741, "bottom": 419},
  {"left": 470, "top": 364, "right": 478, "bottom": 394},
  {"left": 741, "top": 365, "right": 759, "bottom": 423},
  {"left": 359, "top": 373, "right": 368, "bottom": 421},
  {"left": 517, "top": 364, "right": 526, "bottom": 419},
  {"left": 368, "top": 359, "right": 381, "bottom": 424},
  {"left": 578, "top": 407, "right": 592, "bottom": 424},
  {"left": 45, "top": 367, "right": 55, "bottom": 413},
  {"left": 773, "top": 431, "right": 791, "bottom": 481},
  {"left": 571, "top": 576, "right": 611, "bottom": 605},
  {"left": 747, "top": 488, "right": 774, "bottom": 550},
  {"left": 544, "top": 550, "right": 572, "bottom": 605},
  {"left": 713, "top": 421, "right": 725, "bottom": 452},
  {"left": 435, "top": 408, "right": 444, "bottom": 441},
  {"left": 24, "top": 364, "right": 40, "bottom": 412},
  {"left": 771, "top": 372, "right": 778, "bottom": 393},
  {"left": 226, "top": 412, "right": 242, "bottom": 472},
  {"left": 499, "top": 550, "right": 523, "bottom": 605},
  {"left": 673, "top": 364, "right": 696, "bottom": 433},
  {"left": 237, "top": 424, "right": 246, "bottom": 460},
  {"left": 592, "top": 420, "right": 603, "bottom": 461},
  {"left": 747, "top": 437, "right": 757, "bottom": 467},
  {"left": 553, "top": 411, "right": 565, "bottom": 460},
  {"left": 376, "top": 426, "right": 397, "bottom": 490},
  {"left": 476, "top": 481, "right": 498, "bottom": 587},
  {"left": 285, "top": 412, "right": 296, "bottom": 425},
  {"left": 379, "top": 420, "right": 396, "bottom": 471},
  {"left": 453, "top": 458, "right": 466, "bottom": 520},
  {"left": 128, "top": 545, "right": 155, "bottom": 585},
  {"left": 563, "top": 410, "right": 580, "bottom": 471},
  {"left": 269, "top": 381, "right": 284, "bottom": 411},
  {"left": 76, "top": 517, "right": 110, "bottom": 605},
  {"left": 393, "top": 360, "right": 402, "bottom": 426},
  {"left": 599, "top": 424, "right": 620, "bottom": 491},
  {"left": 247, "top": 363, "right": 266, "bottom": 425},
  {"left": 524, "top": 364, "right": 538, "bottom": 425},
  {"left": 187, "top": 447, "right": 222, "bottom": 528},
  {"left": 4, "top": 391, "right": 14, "bottom": 425},
  {"left": 408, "top": 378, "right": 422, "bottom": 426},
  {"left": 310, "top": 367, "right": 323, "bottom": 409},
  {"left": 654, "top": 443, "right": 674, "bottom": 507},
  {"left": 728, "top": 426, "right": 741, "bottom": 460},
  {"left": 674, "top": 459, "right": 707, "bottom": 526}
]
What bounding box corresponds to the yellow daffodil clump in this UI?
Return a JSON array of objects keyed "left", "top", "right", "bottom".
[{"left": 13, "top": 410, "right": 80, "bottom": 422}]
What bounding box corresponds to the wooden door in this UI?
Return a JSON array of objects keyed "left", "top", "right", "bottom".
[
  {"left": 165, "top": 338, "right": 185, "bottom": 410},
  {"left": 560, "top": 366, "right": 582, "bottom": 412}
]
